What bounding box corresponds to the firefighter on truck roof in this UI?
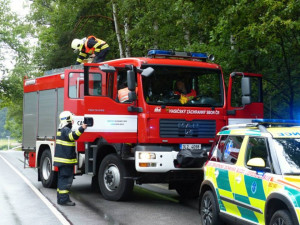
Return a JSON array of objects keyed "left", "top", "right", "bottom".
[
  {"left": 71, "top": 35, "right": 110, "bottom": 64},
  {"left": 54, "top": 111, "right": 87, "bottom": 206}
]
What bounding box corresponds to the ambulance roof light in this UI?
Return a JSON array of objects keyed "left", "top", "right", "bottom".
[
  {"left": 147, "top": 49, "right": 213, "bottom": 61},
  {"left": 252, "top": 119, "right": 300, "bottom": 125}
]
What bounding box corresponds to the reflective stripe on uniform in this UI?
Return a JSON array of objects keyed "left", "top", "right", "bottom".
[
  {"left": 57, "top": 188, "right": 69, "bottom": 194},
  {"left": 56, "top": 139, "right": 75, "bottom": 147},
  {"left": 75, "top": 129, "right": 82, "bottom": 136},
  {"left": 118, "top": 87, "right": 129, "bottom": 102},
  {"left": 69, "top": 133, "right": 74, "bottom": 141},
  {"left": 79, "top": 52, "right": 87, "bottom": 57},
  {"left": 57, "top": 132, "right": 61, "bottom": 136},
  {"left": 94, "top": 43, "right": 109, "bottom": 52},
  {"left": 93, "top": 42, "right": 101, "bottom": 49},
  {"left": 100, "top": 43, "right": 109, "bottom": 50},
  {"left": 54, "top": 157, "right": 77, "bottom": 164}
]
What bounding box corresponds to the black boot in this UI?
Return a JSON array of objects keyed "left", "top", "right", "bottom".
[{"left": 58, "top": 201, "right": 75, "bottom": 206}]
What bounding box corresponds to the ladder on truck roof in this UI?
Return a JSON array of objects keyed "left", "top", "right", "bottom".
[{"left": 44, "top": 64, "right": 83, "bottom": 76}]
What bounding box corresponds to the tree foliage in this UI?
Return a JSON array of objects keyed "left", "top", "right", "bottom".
[
  {"left": 0, "top": 0, "right": 299, "bottom": 140},
  {"left": 29, "top": 0, "right": 300, "bottom": 119},
  {"left": 0, "top": 0, "right": 34, "bottom": 140}
]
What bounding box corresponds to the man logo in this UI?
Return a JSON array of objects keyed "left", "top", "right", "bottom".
[{"left": 154, "top": 107, "right": 161, "bottom": 113}]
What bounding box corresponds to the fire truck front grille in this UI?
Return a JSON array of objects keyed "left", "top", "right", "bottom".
[{"left": 160, "top": 119, "right": 216, "bottom": 138}]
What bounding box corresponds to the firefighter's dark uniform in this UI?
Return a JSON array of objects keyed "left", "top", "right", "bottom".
[
  {"left": 54, "top": 124, "right": 84, "bottom": 205},
  {"left": 75, "top": 35, "right": 110, "bottom": 65}
]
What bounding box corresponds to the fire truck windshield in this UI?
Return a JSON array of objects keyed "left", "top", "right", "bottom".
[{"left": 142, "top": 65, "right": 223, "bottom": 107}]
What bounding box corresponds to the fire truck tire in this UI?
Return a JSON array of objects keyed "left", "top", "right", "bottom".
[
  {"left": 40, "top": 149, "right": 57, "bottom": 188},
  {"left": 98, "top": 154, "right": 134, "bottom": 201}
]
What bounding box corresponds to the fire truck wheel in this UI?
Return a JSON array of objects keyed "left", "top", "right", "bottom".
[
  {"left": 98, "top": 154, "right": 134, "bottom": 201},
  {"left": 40, "top": 149, "right": 57, "bottom": 188}
]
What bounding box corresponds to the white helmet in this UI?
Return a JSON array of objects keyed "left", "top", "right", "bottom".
[
  {"left": 71, "top": 38, "right": 84, "bottom": 51},
  {"left": 59, "top": 111, "right": 73, "bottom": 128}
]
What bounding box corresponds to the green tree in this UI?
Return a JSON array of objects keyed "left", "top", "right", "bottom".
[
  {"left": 0, "top": 0, "right": 34, "bottom": 140},
  {"left": 0, "top": 108, "right": 10, "bottom": 138},
  {"left": 22, "top": 0, "right": 300, "bottom": 119},
  {"left": 203, "top": 0, "right": 300, "bottom": 119}
]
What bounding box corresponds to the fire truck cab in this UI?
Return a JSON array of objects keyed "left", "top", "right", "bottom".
[{"left": 22, "top": 50, "right": 263, "bottom": 201}]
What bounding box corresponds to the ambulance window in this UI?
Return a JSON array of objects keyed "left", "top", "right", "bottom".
[
  {"left": 68, "top": 72, "right": 84, "bottom": 99},
  {"left": 211, "top": 135, "right": 228, "bottom": 162},
  {"left": 88, "top": 73, "right": 102, "bottom": 96},
  {"left": 221, "top": 136, "right": 244, "bottom": 164},
  {"left": 245, "top": 137, "right": 270, "bottom": 169}
]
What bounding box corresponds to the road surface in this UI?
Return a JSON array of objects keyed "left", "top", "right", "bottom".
[{"left": 0, "top": 150, "right": 201, "bottom": 225}]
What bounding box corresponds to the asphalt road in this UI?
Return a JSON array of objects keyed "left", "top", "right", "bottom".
[{"left": 0, "top": 150, "right": 201, "bottom": 225}]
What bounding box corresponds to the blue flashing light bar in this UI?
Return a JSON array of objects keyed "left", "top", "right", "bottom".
[
  {"left": 190, "top": 52, "right": 208, "bottom": 58},
  {"left": 252, "top": 119, "right": 300, "bottom": 124},
  {"left": 147, "top": 49, "right": 208, "bottom": 60}
]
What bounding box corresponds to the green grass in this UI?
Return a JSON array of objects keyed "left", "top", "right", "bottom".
[{"left": 0, "top": 138, "right": 21, "bottom": 151}]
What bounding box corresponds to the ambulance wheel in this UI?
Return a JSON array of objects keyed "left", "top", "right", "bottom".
[
  {"left": 200, "top": 190, "right": 222, "bottom": 225},
  {"left": 98, "top": 154, "right": 134, "bottom": 201},
  {"left": 40, "top": 149, "right": 57, "bottom": 188},
  {"left": 270, "top": 209, "right": 293, "bottom": 225}
]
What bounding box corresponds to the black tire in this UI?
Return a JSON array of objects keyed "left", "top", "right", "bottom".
[
  {"left": 39, "top": 149, "right": 57, "bottom": 188},
  {"left": 175, "top": 181, "right": 201, "bottom": 199},
  {"left": 98, "top": 154, "right": 134, "bottom": 201},
  {"left": 200, "top": 190, "right": 222, "bottom": 225},
  {"left": 270, "top": 209, "right": 293, "bottom": 225}
]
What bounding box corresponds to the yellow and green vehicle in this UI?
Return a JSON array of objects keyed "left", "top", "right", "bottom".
[{"left": 199, "top": 119, "right": 300, "bottom": 225}]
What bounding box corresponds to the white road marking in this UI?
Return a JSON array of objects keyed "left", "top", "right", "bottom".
[{"left": 0, "top": 154, "right": 70, "bottom": 225}]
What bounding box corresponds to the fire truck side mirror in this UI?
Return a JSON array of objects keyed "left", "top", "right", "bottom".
[
  {"left": 241, "top": 77, "right": 251, "bottom": 105},
  {"left": 127, "top": 70, "right": 136, "bottom": 92},
  {"left": 99, "top": 64, "right": 116, "bottom": 73},
  {"left": 128, "top": 91, "right": 137, "bottom": 102},
  {"left": 141, "top": 67, "right": 154, "bottom": 77}
]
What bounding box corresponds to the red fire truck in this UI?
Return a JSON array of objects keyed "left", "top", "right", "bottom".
[{"left": 22, "top": 50, "right": 263, "bottom": 201}]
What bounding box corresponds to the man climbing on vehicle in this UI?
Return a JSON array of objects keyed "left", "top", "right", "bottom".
[{"left": 71, "top": 35, "right": 110, "bottom": 64}]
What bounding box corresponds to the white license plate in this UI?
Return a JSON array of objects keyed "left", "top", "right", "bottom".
[{"left": 180, "top": 144, "right": 201, "bottom": 150}]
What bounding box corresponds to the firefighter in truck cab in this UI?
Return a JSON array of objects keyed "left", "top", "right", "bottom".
[{"left": 54, "top": 111, "right": 87, "bottom": 206}]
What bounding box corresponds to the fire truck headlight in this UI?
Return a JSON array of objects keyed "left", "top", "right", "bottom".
[{"left": 139, "top": 152, "right": 156, "bottom": 160}]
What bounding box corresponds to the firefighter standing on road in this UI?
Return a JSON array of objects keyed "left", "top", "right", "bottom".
[
  {"left": 71, "top": 35, "right": 110, "bottom": 64},
  {"left": 54, "top": 111, "right": 87, "bottom": 206}
]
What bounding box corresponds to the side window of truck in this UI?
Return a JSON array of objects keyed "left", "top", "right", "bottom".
[
  {"left": 231, "top": 76, "right": 243, "bottom": 107},
  {"left": 68, "top": 72, "right": 84, "bottom": 99},
  {"left": 88, "top": 73, "right": 102, "bottom": 96},
  {"left": 221, "top": 136, "right": 244, "bottom": 164},
  {"left": 231, "top": 76, "right": 262, "bottom": 107}
]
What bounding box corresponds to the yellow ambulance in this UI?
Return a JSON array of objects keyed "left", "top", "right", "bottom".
[{"left": 199, "top": 119, "right": 300, "bottom": 225}]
